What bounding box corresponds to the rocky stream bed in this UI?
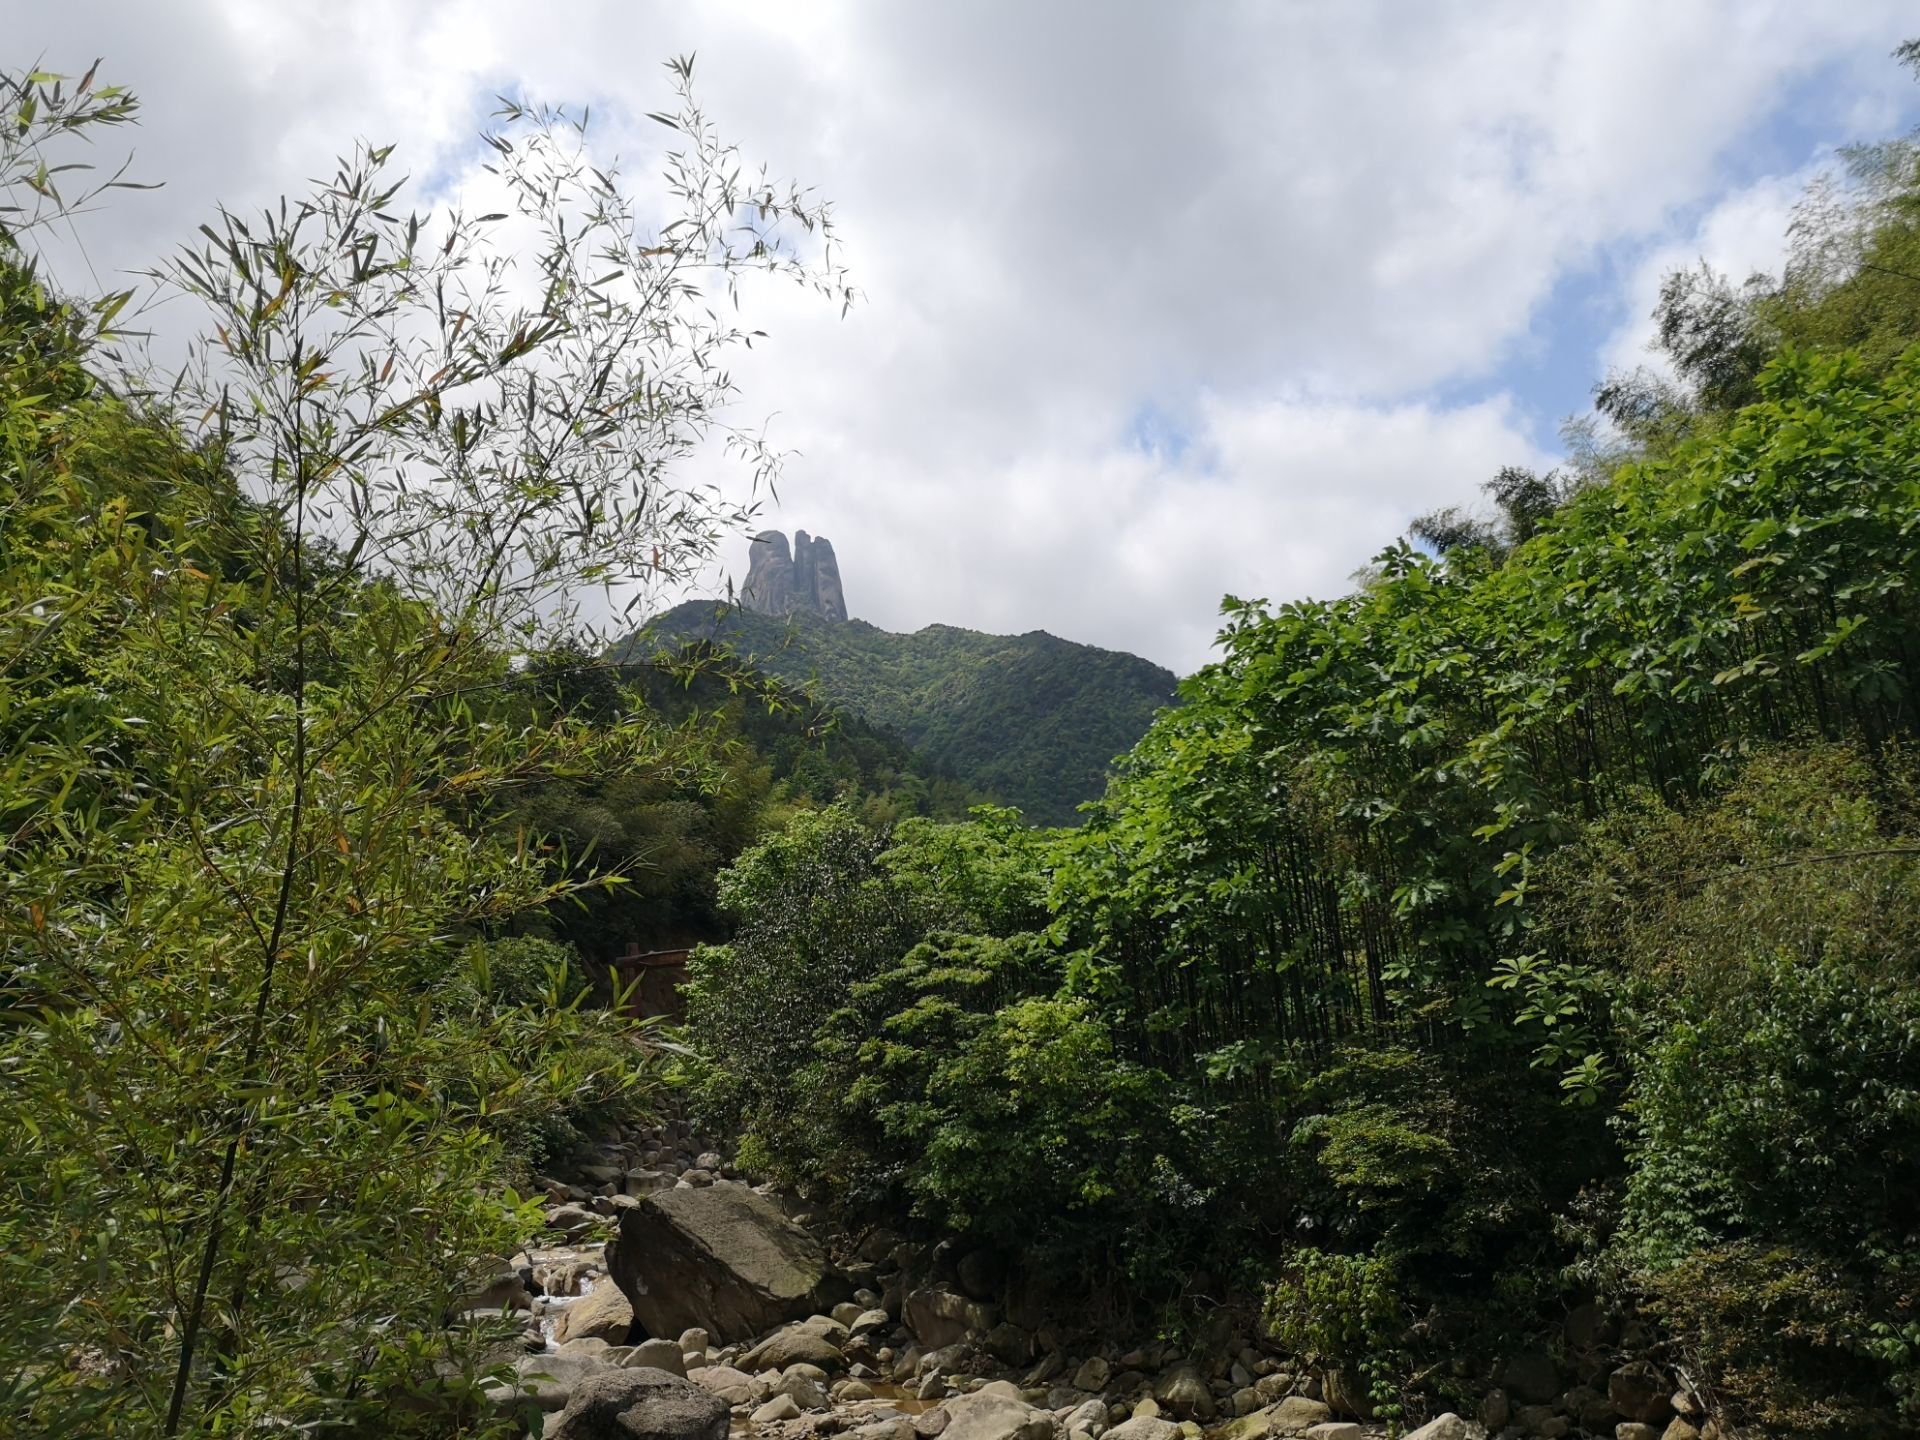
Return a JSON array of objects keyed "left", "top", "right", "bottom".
[{"left": 456, "top": 1122, "right": 1719, "bottom": 1440}]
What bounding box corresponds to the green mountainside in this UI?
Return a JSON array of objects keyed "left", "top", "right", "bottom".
[{"left": 623, "top": 601, "right": 1180, "bottom": 824}]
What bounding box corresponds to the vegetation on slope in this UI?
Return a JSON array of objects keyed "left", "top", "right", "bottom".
[
  {"left": 685, "top": 49, "right": 1920, "bottom": 1436},
  {"left": 631, "top": 601, "right": 1179, "bottom": 825}
]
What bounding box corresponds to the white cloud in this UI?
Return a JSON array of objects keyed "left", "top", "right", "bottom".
[{"left": 10, "top": 0, "right": 1919, "bottom": 671}]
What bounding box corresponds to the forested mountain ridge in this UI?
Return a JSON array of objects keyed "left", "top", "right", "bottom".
[{"left": 622, "top": 600, "right": 1179, "bottom": 824}]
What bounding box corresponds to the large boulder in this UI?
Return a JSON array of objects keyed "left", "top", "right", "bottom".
[
  {"left": 939, "top": 1385, "right": 1060, "bottom": 1440},
  {"left": 740, "top": 1323, "right": 846, "bottom": 1372},
  {"left": 605, "top": 1182, "right": 848, "bottom": 1344},
  {"left": 907, "top": 1285, "right": 999, "bottom": 1350},
  {"left": 491, "top": 1354, "right": 608, "bottom": 1413},
  {"left": 549, "top": 1366, "right": 731, "bottom": 1440},
  {"left": 555, "top": 1286, "right": 636, "bottom": 1345}
]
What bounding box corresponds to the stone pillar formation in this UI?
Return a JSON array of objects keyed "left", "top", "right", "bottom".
[{"left": 740, "top": 529, "right": 848, "bottom": 622}]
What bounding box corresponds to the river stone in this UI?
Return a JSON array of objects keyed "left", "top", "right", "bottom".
[
  {"left": 686, "top": 1364, "right": 754, "bottom": 1405},
  {"left": 555, "top": 1286, "right": 635, "bottom": 1345},
  {"left": 550, "top": 1367, "right": 731, "bottom": 1440},
  {"left": 492, "top": 1354, "right": 607, "bottom": 1413},
  {"left": 626, "top": 1337, "right": 686, "bottom": 1375},
  {"left": 742, "top": 1325, "right": 846, "bottom": 1372},
  {"left": 939, "top": 1387, "right": 1059, "bottom": 1440},
  {"left": 606, "top": 1183, "right": 848, "bottom": 1344},
  {"left": 1074, "top": 1357, "right": 1111, "bottom": 1392},
  {"left": 1402, "top": 1417, "right": 1469, "bottom": 1440},
  {"left": 678, "top": 1327, "right": 710, "bottom": 1354},
  {"left": 1103, "top": 1420, "right": 1180, "bottom": 1440},
  {"left": 1304, "top": 1427, "right": 1361, "bottom": 1440},
  {"left": 754, "top": 1395, "right": 802, "bottom": 1423},
  {"left": 1152, "top": 1367, "right": 1215, "bottom": 1422},
  {"left": 776, "top": 1370, "right": 830, "bottom": 1409},
  {"left": 1618, "top": 1425, "right": 1660, "bottom": 1440}
]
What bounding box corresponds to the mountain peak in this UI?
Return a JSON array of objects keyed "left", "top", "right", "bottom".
[{"left": 741, "top": 529, "right": 848, "bottom": 622}]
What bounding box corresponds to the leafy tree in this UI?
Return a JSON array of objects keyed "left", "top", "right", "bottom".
[{"left": 0, "top": 57, "right": 846, "bottom": 1437}]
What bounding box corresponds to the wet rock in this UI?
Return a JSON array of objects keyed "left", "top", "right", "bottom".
[
  {"left": 555, "top": 1286, "right": 635, "bottom": 1346},
  {"left": 606, "top": 1184, "right": 848, "bottom": 1344}
]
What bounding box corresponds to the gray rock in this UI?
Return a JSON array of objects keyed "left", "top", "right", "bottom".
[
  {"left": 1303, "top": 1426, "right": 1362, "bottom": 1440},
  {"left": 939, "top": 1387, "right": 1060, "bottom": 1440},
  {"left": 1229, "top": 1389, "right": 1262, "bottom": 1417},
  {"left": 754, "top": 1394, "right": 802, "bottom": 1423},
  {"left": 554, "top": 1287, "right": 635, "bottom": 1346},
  {"left": 685, "top": 1364, "right": 754, "bottom": 1406},
  {"left": 1401, "top": 1417, "right": 1469, "bottom": 1440},
  {"left": 1103, "top": 1419, "right": 1180, "bottom": 1440},
  {"left": 677, "top": 1327, "right": 710, "bottom": 1354},
  {"left": 1152, "top": 1367, "right": 1215, "bottom": 1422},
  {"left": 740, "top": 530, "right": 849, "bottom": 623},
  {"left": 1660, "top": 1422, "right": 1701, "bottom": 1440},
  {"left": 1074, "top": 1357, "right": 1111, "bottom": 1392},
  {"left": 907, "top": 1286, "right": 999, "bottom": 1351},
  {"left": 743, "top": 1326, "right": 846, "bottom": 1373},
  {"left": 493, "top": 1354, "right": 607, "bottom": 1413},
  {"left": 916, "top": 1408, "right": 953, "bottom": 1437},
  {"left": 605, "top": 1184, "right": 848, "bottom": 1344},
  {"left": 546, "top": 1204, "right": 603, "bottom": 1239},
  {"left": 1618, "top": 1425, "right": 1660, "bottom": 1440},
  {"left": 772, "top": 1372, "right": 821, "bottom": 1409},
  {"left": 625, "top": 1338, "right": 686, "bottom": 1376}
]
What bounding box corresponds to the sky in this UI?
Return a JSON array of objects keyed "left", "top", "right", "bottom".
[{"left": 10, "top": 2, "right": 1919, "bottom": 674}]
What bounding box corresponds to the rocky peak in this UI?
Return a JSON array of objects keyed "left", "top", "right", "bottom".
[{"left": 741, "top": 529, "right": 848, "bottom": 622}]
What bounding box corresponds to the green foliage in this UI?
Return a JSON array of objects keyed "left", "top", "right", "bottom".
[
  {"left": 632, "top": 601, "right": 1179, "bottom": 825},
  {"left": 0, "top": 56, "right": 844, "bottom": 1438},
  {"left": 1542, "top": 745, "right": 1920, "bottom": 1433}
]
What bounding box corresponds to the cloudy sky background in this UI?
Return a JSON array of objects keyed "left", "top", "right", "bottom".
[{"left": 12, "top": 2, "right": 1920, "bottom": 673}]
